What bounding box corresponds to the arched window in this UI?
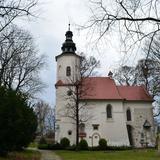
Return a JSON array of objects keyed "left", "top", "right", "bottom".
[
  {"left": 66, "top": 66, "right": 71, "bottom": 76},
  {"left": 126, "top": 109, "right": 131, "bottom": 121},
  {"left": 106, "top": 104, "right": 112, "bottom": 118}
]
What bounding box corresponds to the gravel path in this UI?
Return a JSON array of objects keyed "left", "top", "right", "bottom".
[
  {"left": 27, "top": 148, "right": 61, "bottom": 160},
  {"left": 40, "top": 150, "right": 62, "bottom": 160}
]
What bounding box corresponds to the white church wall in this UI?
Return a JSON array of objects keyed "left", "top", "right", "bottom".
[
  {"left": 55, "top": 86, "right": 130, "bottom": 146},
  {"left": 79, "top": 100, "right": 130, "bottom": 146},
  {"left": 55, "top": 86, "right": 77, "bottom": 144},
  {"left": 56, "top": 54, "right": 80, "bottom": 83},
  {"left": 55, "top": 94, "right": 156, "bottom": 147}
]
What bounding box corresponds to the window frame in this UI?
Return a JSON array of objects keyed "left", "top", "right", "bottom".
[
  {"left": 66, "top": 66, "right": 71, "bottom": 76},
  {"left": 126, "top": 108, "right": 132, "bottom": 121},
  {"left": 92, "top": 124, "right": 99, "bottom": 130},
  {"left": 106, "top": 104, "right": 112, "bottom": 119}
]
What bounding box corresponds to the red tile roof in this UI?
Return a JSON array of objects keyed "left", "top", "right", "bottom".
[
  {"left": 55, "top": 80, "right": 64, "bottom": 86},
  {"left": 117, "top": 86, "right": 152, "bottom": 101},
  {"left": 55, "top": 77, "right": 153, "bottom": 101},
  {"left": 80, "top": 77, "right": 122, "bottom": 100}
]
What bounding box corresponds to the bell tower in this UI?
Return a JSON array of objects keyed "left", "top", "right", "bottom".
[{"left": 55, "top": 26, "right": 81, "bottom": 144}]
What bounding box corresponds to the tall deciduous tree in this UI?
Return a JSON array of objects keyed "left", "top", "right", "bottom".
[
  {"left": 83, "top": 0, "right": 160, "bottom": 55},
  {"left": 0, "top": 0, "right": 38, "bottom": 33},
  {"left": 143, "top": 36, "right": 160, "bottom": 117},
  {"left": 113, "top": 58, "right": 160, "bottom": 116},
  {"left": 0, "top": 25, "right": 45, "bottom": 97},
  {"left": 60, "top": 54, "right": 100, "bottom": 146},
  {"left": 114, "top": 65, "right": 137, "bottom": 86},
  {"left": 34, "top": 100, "right": 55, "bottom": 137}
]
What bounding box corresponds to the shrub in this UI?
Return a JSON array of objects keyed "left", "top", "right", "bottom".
[
  {"left": 99, "top": 138, "right": 107, "bottom": 150},
  {"left": 60, "top": 137, "right": 70, "bottom": 149},
  {"left": 38, "top": 142, "right": 63, "bottom": 150},
  {"left": 38, "top": 144, "right": 48, "bottom": 150},
  {"left": 66, "top": 144, "right": 76, "bottom": 151},
  {"left": 48, "top": 143, "right": 62, "bottom": 150},
  {"left": 39, "top": 137, "right": 47, "bottom": 145},
  {"left": 78, "top": 139, "right": 88, "bottom": 150}
]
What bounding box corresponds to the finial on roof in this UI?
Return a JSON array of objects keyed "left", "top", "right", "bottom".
[
  {"left": 108, "top": 71, "right": 113, "bottom": 78},
  {"left": 68, "top": 23, "right": 70, "bottom": 31},
  {"left": 61, "top": 24, "right": 76, "bottom": 53}
]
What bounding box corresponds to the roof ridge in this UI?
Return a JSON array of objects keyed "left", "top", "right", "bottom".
[{"left": 84, "top": 76, "right": 113, "bottom": 79}]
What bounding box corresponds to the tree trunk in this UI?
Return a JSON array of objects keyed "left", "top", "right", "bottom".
[
  {"left": 158, "top": 134, "right": 160, "bottom": 155},
  {"left": 76, "top": 85, "right": 79, "bottom": 147}
]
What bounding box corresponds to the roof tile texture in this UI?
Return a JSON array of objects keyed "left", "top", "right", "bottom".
[{"left": 55, "top": 77, "right": 153, "bottom": 101}]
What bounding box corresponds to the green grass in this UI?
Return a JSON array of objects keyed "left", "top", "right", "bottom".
[
  {"left": 55, "top": 149, "right": 160, "bottom": 160},
  {"left": 28, "top": 142, "right": 38, "bottom": 148},
  {"left": 0, "top": 150, "right": 41, "bottom": 160}
]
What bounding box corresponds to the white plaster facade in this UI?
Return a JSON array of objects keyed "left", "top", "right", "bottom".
[
  {"left": 55, "top": 90, "right": 155, "bottom": 147},
  {"left": 56, "top": 54, "right": 80, "bottom": 83},
  {"left": 55, "top": 30, "right": 156, "bottom": 148}
]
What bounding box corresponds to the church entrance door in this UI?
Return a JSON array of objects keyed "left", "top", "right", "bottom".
[
  {"left": 92, "top": 133, "right": 100, "bottom": 146},
  {"left": 127, "top": 125, "right": 133, "bottom": 146}
]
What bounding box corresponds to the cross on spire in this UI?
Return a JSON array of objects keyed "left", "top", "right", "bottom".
[{"left": 68, "top": 23, "right": 70, "bottom": 31}]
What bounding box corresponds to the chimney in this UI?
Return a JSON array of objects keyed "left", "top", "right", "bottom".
[{"left": 108, "top": 71, "right": 113, "bottom": 78}]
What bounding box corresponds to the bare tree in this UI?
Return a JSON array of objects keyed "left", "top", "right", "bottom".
[
  {"left": 143, "top": 36, "right": 160, "bottom": 117},
  {"left": 144, "top": 33, "right": 160, "bottom": 64},
  {"left": 114, "top": 59, "right": 160, "bottom": 95},
  {"left": 60, "top": 53, "right": 100, "bottom": 146},
  {"left": 0, "top": 0, "right": 38, "bottom": 33},
  {"left": 113, "top": 58, "right": 160, "bottom": 116},
  {"left": 34, "top": 100, "right": 55, "bottom": 137},
  {"left": 0, "top": 25, "right": 45, "bottom": 96},
  {"left": 45, "top": 107, "right": 55, "bottom": 138},
  {"left": 114, "top": 65, "right": 137, "bottom": 86},
  {"left": 82, "top": 0, "right": 160, "bottom": 56},
  {"left": 135, "top": 59, "right": 159, "bottom": 93}
]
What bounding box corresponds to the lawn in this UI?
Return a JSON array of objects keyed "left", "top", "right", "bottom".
[
  {"left": 55, "top": 149, "right": 160, "bottom": 160},
  {"left": 29, "top": 142, "right": 38, "bottom": 148},
  {"left": 0, "top": 150, "right": 41, "bottom": 160}
]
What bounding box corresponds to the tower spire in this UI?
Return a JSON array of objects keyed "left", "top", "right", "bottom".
[{"left": 61, "top": 25, "right": 76, "bottom": 53}]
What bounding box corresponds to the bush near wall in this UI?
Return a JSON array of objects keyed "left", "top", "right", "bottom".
[
  {"left": 37, "top": 136, "right": 132, "bottom": 151},
  {"left": 99, "top": 138, "right": 107, "bottom": 150},
  {"left": 78, "top": 139, "right": 88, "bottom": 150},
  {"left": 38, "top": 143, "right": 62, "bottom": 150},
  {"left": 60, "top": 137, "right": 70, "bottom": 149}
]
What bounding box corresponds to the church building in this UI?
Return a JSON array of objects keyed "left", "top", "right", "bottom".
[{"left": 55, "top": 27, "right": 155, "bottom": 147}]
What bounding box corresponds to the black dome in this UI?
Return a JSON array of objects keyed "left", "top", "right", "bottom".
[{"left": 61, "top": 29, "right": 76, "bottom": 53}]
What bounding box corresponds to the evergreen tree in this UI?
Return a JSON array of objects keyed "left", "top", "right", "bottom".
[{"left": 0, "top": 86, "right": 37, "bottom": 155}]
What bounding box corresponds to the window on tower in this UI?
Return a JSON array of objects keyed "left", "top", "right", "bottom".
[{"left": 66, "top": 66, "right": 71, "bottom": 76}]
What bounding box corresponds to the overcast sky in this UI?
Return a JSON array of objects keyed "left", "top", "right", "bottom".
[{"left": 15, "top": 0, "right": 141, "bottom": 106}]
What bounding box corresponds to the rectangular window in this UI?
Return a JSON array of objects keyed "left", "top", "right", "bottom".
[{"left": 92, "top": 124, "right": 99, "bottom": 130}]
